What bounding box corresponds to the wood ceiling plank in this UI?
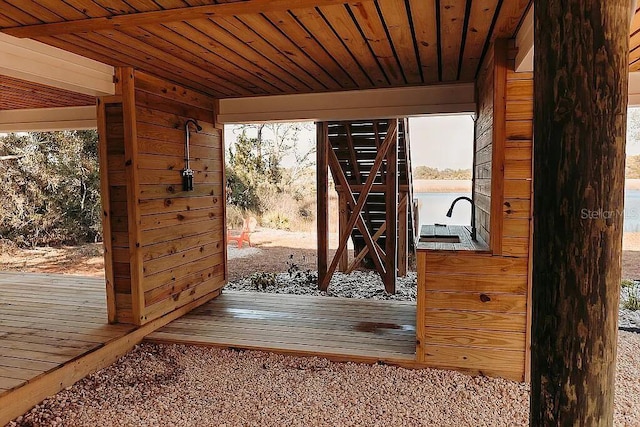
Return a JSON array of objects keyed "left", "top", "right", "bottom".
[
  {"left": 174, "top": 19, "right": 302, "bottom": 93},
  {"left": 36, "top": 34, "right": 127, "bottom": 67},
  {"left": 58, "top": 0, "right": 112, "bottom": 18},
  {"left": 439, "top": 0, "right": 466, "bottom": 81},
  {"left": 348, "top": 1, "right": 405, "bottom": 86},
  {"left": 318, "top": 4, "right": 388, "bottom": 87},
  {"left": 90, "top": 29, "right": 233, "bottom": 95},
  {"left": 4, "top": 0, "right": 66, "bottom": 23},
  {"left": 629, "top": 9, "right": 640, "bottom": 68},
  {"left": 376, "top": 0, "right": 421, "bottom": 84},
  {"left": 90, "top": 0, "right": 137, "bottom": 15},
  {"left": 235, "top": 14, "right": 339, "bottom": 90},
  {"left": 153, "top": 0, "right": 192, "bottom": 9},
  {"left": 2, "top": 0, "right": 350, "bottom": 37},
  {"left": 46, "top": 33, "right": 224, "bottom": 97},
  {"left": 407, "top": 0, "right": 438, "bottom": 83},
  {"left": 0, "top": 3, "right": 45, "bottom": 26},
  {"left": 290, "top": 7, "right": 372, "bottom": 88},
  {"left": 122, "top": 0, "right": 166, "bottom": 12},
  {"left": 459, "top": 0, "right": 499, "bottom": 81},
  {"left": 122, "top": 26, "right": 254, "bottom": 96},
  {"left": 29, "top": 0, "right": 89, "bottom": 20},
  {"left": 264, "top": 10, "right": 357, "bottom": 89},
  {"left": 141, "top": 23, "right": 269, "bottom": 95},
  {"left": 630, "top": 46, "right": 640, "bottom": 68},
  {"left": 214, "top": 15, "right": 330, "bottom": 90},
  {"left": 490, "top": 0, "right": 530, "bottom": 39},
  {"left": 0, "top": 14, "right": 20, "bottom": 28}
]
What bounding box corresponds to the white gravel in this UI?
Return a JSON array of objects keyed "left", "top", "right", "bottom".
[
  {"left": 227, "top": 245, "right": 262, "bottom": 260},
  {"left": 11, "top": 332, "right": 640, "bottom": 427},
  {"left": 225, "top": 270, "right": 417, "bottom": 301},
  {"left": 620, "top": 281, "right": 640, "bottom": 330}
]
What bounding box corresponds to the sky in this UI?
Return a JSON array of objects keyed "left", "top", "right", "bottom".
[
  {"left": 224, "top": 111, "right": 640, "bottom": 170},
  {"left": 224, "top": 115, "right": 475, "bottom": 170}
]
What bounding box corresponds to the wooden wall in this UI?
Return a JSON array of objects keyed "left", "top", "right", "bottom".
[
  {"left": 98, "top": 68, "right": 226, "bottom": 326},
  {"left": 473, "top": 45, "right": 494, "bottom": 245},
  {"left": 416, "top": 40, "right": 533, "bottom": 382}
]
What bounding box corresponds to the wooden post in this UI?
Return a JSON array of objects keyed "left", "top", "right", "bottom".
[
  {"left": 398, "top": 192, "right": 408, "bottom": 277},
  {"left": 317, "top": 122, "right": 329, "bottom": 288},
  {"left": 120, "top": 67, "right": 145, "bottom": 325},
  {"left": 338, "top": 191, "right": 349, "bottom": 272},
  {"left": 531, "top": 1, "right": 629, "bottom": 425},
  {"left": 385, "top": 122, "right": 398, "bottom": 293}
]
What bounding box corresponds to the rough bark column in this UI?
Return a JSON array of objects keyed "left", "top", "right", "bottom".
[
  {"left": 317, "top": 122, "right": 329, "bottom": 289},
  {"left": 531, "top": 2, "right": 630, "bottom": 425}
]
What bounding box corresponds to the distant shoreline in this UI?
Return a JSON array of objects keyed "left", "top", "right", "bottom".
[
  {"left": 413, "top": 179, "right": 471, "bottom": 193},
  {"left": 414, "top": 179, "right": 640, "bottom": 193}
]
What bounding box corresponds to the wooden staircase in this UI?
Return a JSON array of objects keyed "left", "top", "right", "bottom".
[{"left": 316, "top": 118, "right": 417, "bottom": 293}]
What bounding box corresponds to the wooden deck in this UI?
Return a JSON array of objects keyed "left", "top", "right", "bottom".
[
  {"left": 0, "top": 272, "right": 133, "bottom": 394},
  {"left": 147, "top": 291, "right": 417, "bottom": 364},
  {"left": 0, "top": 272, "right": 210, "bottom": 425},
  {"left": 0, "top": 272, "right": 416, "bottom": 424}
]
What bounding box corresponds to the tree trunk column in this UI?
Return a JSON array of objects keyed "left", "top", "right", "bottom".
[{"left": 531, "top": 1, "right": 630, "bottom": 425}]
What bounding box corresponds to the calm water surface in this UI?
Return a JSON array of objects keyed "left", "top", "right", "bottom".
[{"left": 416, "top": 190, "right": 640, "bottom": 233}]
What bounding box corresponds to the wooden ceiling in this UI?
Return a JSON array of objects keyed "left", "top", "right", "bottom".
[
  {"left": 0, "top": 75, "right": 95, "bottom": 110},
  {"left": 0, "top": 0, "right": 531, "bottom": 99}
]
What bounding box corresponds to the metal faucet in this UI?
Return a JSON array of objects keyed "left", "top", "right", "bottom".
[{"left": 446, "top": 196, "right": 477, "bottom": 241}]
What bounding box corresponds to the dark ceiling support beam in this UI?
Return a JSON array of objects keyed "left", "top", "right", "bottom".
[
  {"left": 1, "top": 0, "right": 349, "bottom": 38},
  {"left": 531, "top": 1, "right": 630, "bottom": 425}
]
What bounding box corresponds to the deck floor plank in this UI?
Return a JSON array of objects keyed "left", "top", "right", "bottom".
[
  {"left": 147, "top": 291, "right": 417, "bottom": 363},
  {"left": 0, "top": 272, "right": 132, "bottom": 401}
]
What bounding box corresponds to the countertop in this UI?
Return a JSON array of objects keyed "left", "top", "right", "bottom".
[{"left": 416, "top": 224, "right": 490, "bottom": 252}]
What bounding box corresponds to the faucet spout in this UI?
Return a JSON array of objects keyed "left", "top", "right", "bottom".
[{"left": 446, "top": 196, "right": 477, "bottom": 241}]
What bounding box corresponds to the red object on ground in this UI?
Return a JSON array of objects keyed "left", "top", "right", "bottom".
[{"left": 227, "top": 218, "right": 254, "bottom": 248}]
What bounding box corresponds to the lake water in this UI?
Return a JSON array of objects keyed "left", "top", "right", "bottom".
[{"left": 416, "top": 190, "right": 640, "bottom": 233}]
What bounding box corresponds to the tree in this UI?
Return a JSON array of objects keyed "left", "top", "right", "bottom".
[
  {"left": 0, "top": 131, "right": 101, "bottom": 247},
  {"left": 226, "top": 122, "right": 315, "bottom": 206}
]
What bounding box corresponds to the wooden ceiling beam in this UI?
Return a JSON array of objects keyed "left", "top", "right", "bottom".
[{"left": 1, "top": 0, "right": 351, "bottom": 38}]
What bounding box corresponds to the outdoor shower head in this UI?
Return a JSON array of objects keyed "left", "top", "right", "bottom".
[
  {"left": 183, "top": 118, "right": 201, "bottom": 192},
  {"left": 185, "top": 119, "right": 202, "bottom": 132}
]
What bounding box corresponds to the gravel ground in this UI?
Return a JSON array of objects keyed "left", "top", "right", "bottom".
[
  {"left": 225, "top": 270, "right": 417, "bottom": 301},
  {"left": 11, "top": 332, "right": 640, "bottom": 427},
  {"left": 620, "top": 281, "right": 640, "bottom": 329},
  {"left": 227, "top": 245, "right": 262, "bottom": 260}
]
